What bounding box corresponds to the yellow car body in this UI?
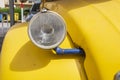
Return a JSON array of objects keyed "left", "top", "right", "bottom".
[{"left": 1, "top": 0, "right": 120, "bottom": 80}]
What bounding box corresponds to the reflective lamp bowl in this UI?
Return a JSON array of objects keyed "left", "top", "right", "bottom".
[{"left": 28, "top": 11, "right": 66, "bottom": 49}]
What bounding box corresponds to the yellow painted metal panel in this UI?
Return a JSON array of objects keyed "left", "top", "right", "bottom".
[
  {"left": 1, "top": 0, "right": 120, "bottom": 79},
  {"left": 45, "top": 0, "right": 120, "bottom": 79},
  {"left": 1, "top": 23, "right": 85, "bottom": 80}
]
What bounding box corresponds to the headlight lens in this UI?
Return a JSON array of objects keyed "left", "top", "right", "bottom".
[{"left": 28, "top": 11, "right": 66, "bottom": 49}]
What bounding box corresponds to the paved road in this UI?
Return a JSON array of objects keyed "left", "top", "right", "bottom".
[
  {"left": 0, "top": 22, "right": 10, "bottom": 37},
  {"left": 0, "top": 22, "right": 10, "bottom": 51}
]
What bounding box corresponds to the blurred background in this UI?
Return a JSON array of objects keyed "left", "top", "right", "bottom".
[{"left": 0, "top": 0, "right": 33, "bottom": 50}]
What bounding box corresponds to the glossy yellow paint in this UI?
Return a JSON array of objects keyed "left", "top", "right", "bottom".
[
  {"left": 0, "top": 54, "right": 1, "bottom": 80},
  {"left": 1, "top": 0, "right": 120, "bottom": 80},
  {"left": 45, "top": 0, "right": 120, "bottom": 80},
  {"left": 1, "top": 23, "right": 86, "bottom": 80}
]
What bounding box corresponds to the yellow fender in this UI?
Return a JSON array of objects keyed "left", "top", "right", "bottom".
[
  {"left": 0, "top": 23, "right": 86, "bottom": 80},
  {"left": 1, "top": 0, "right": 120, "bottom": 80},
  {"left": 45, "top": 0, "right": 120, "bottom": 79}
]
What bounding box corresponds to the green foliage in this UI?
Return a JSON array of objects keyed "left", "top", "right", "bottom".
[
  {"left": 0, "top": 7, "right": 21, "bottom": 19},
  {"left": 0, "top": 8, "right": 9, "bottom": 13},
  {"left": 0, "top": 7, "right": 30, "bottom": 20},
  {"left": 14, "top": 8, "right": 21, "bottom": 14},
  {"left": 0, "top": 7, "right": 21, "bottom": 13}
]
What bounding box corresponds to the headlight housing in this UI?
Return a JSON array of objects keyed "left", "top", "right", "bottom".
[{"left": 28, "top": 11, "right": 66, "bottom": 49}]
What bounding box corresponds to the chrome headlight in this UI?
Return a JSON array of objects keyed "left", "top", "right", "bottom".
[{"left": 28, "top": 11, "right": 66, "bottom": 49}]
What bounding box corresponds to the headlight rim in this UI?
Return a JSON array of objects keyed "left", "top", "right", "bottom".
[{"left": 28, "top": 11, "right": 67, "bottom": 49}]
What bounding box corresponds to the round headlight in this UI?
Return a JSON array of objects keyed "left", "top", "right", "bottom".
[{"left": 28, "top": 11, "right": 66, "bottom": 49}]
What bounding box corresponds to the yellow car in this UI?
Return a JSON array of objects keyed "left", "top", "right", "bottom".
[{"left": 1, "top": 0, "right": 120, "bottom": 80}]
